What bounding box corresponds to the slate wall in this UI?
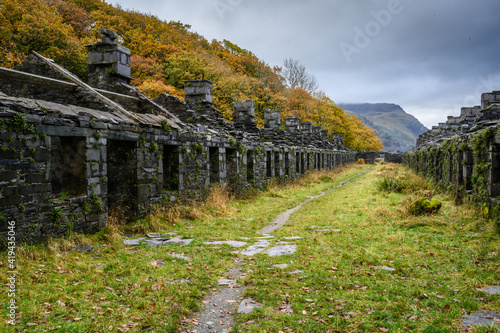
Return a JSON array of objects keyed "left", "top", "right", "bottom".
[{"left": 402, "top": 91, "right": 500, "bottom": 223}]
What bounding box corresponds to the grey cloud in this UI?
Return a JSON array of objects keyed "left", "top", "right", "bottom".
[{"left": 114, "top": 0, "right": 500, "bottom": 128}]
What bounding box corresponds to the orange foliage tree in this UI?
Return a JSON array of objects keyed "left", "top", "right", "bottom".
[{"left": 0, "top": 0, "right": 383, "bottom": 151}]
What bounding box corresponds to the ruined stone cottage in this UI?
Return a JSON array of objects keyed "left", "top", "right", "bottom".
[
  {"left": 403, "top": 91, "right": 500, "bottom": 221},
  {"left": 0, "top": 29, "right": 355, "bottom": 243}
]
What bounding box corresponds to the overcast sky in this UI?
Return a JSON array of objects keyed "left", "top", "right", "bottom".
[{"left": 113, "top": 0, "right": 500, "bottom": 128}]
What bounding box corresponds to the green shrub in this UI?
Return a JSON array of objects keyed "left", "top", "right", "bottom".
[
  {"left": 409, "top": 197, "right": 442, "bottom": 216},
  {"left": 377, "top": 176, "right": 405, "bottom": 193}
]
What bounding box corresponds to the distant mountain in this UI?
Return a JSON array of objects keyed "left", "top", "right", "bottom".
[{"left": 341, "top": 103, "right": 428, "bottom": 153}]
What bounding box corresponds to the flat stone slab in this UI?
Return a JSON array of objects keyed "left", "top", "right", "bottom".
[
  {"left": 264, "top": 245, "right": 297, "bottom": 257},
  {"left": 218, "top": 279, "right": 237, "bottom": 286},
  {"left": 241, "top": 241, "right": 270, "bottom": 256},
  {"left": 462, "top": 311, "right": 500, "bottom": 327},
  {"left": 169, "top": 253, "right": 190, "bottom": 261},
  {"left": 310, "top": 226, "right": 342, "bottom": 232},
  {"left": 374, "top": 266, "right": 396, "bottom": 272},
  {"left": 123, "top": 237, "right": 147, "bottom": 246},
  {"left": 164, "top": 237, "right": 183, "bottom": 244},
  {"left": 273, "top": 264, "right": 288, "bottom": 269},
  {"left": 147, "top": 233, "right": 161, "bottom": 238},
  {"left": 481, "top": 286, "right": 500, "bottom": 295},
  {"left": 180, "top": 238, "right": 194, "bottom": 245},
  {"left": 145, "top": 239, "right": 169, "bottom": 248},
  {"left": 237, "top": 298, "right": 261, "bottom": 314},
  {"left": 256, "top": 236, "right": 275, "bottom": 240},
  {"left": 69, "top": 245, "right": 94, "bottom": 252},
  {"left": 203, "top": 241, "right": 247, "bottom": 248},
  {"left": 313, "top": 229, "right": 342, "bottom": 232},
  {"left": 283, "top": 236, "right": 302, "bottom": 240},
  {"left": 145, "top": 237, "right": 194, "bottom": 247}
]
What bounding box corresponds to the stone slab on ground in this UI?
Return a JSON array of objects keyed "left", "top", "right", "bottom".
[
  {"left": 123, "top": 237, "right": 147, "bottom": 246},
  {"left": 462, "top": 311, "right": 500, "bottom": 328},
  {"left": 283, "top": 236, "right": 302, "bottom": 240},
  {"left": 273, "top": 264, "right": 288, "bottom": 269},
  {"left": 264, "top": 245, "right": 297, "bottom": 257},
  {"left": 170, "top": 253, "right": 190, "bottom": 261},
  {"left": 203, "top": 241, "right": 247, "bottom": 248},
  {"left": 144, "top": 237, "right": 194, "bottom": 248},
  {"left": 237, "top": 298, "right": 261, "bottom": 314},
  {"left": 145, "top": 239, "right": 169, "bottom": 248},
  {"left": 180, "top": 238, "right": 195, "bottom": 245},
  {"left": 481, "top": 286, "right": 500, "bottom": 295},
  {"left": 374, "top": 266, "right": 396, "bottom": 271},
  {"left": 218, "top": 279, "right": 237, "bottom": 286},
  {"left": 69, "top": 245, "right": 94, "bottom": 252},
  {"left": 164, "top": 237, "right": 184, "bottom": 244},
  {"left": 256, "top": 236, "right": 275, "bottom": 240},
  {"left": 241, "top": 241, "right": 270, "bottom": 256}
]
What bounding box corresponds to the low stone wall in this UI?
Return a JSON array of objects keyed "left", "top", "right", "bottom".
[{"left": 402, "top": 91, "right": 500, "bottom": 223}]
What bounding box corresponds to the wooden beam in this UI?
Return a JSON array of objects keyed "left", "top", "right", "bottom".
[
  {"left": 0, "top": 66, "right": 77, "bottom": 92},
  {"left": 0, "top": 66, "right": 141, "bottom": 107},
  {"left": 32, "top": 51, "right": 142, "bottom": 123}
]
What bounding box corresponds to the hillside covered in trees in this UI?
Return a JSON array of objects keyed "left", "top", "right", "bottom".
[{"left": 0, "top": 0, "right": 383, "bottom": 151}]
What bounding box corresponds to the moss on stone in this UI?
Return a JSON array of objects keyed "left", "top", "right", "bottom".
[{"left": 409, "top": 197, "right": 442, "bottom": 216}]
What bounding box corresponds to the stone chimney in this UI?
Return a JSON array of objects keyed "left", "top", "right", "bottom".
[
  {"left": 264, "top": 109, "right": 281, "bottom": 129},
  {"left": 481, "top": 91, "right": 500, "bottom": 109},
  {"left": 87, "top": 28, "right": 131, "bottom": 90},
  {"left": 285, "top": 116, "right": 300, "bottom": 132},
  {"left": 234, "top": 100, "right": 258, "bottom": 132},
  {"left": 312, "top": 126, "right": 321, "bottom": 134},
  {"left": 184, "top": 80, "right": 213, "bottom": 111},
  {"left": 461, "top": 106, "right": 481, "bottom": 117},
  {"left": 301, "top": 122, "right": 312, "bottom": 133},
  {"left": 321, "top": 129, "right": 329, "bottom": 138}
]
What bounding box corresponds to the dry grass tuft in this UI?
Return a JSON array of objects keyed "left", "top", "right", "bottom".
[
  {"left": 204, "top": 184, "right": 234, "bottom": 216},
  {"left": 129, "top": 185, "right": 234, "bottom": 233}
]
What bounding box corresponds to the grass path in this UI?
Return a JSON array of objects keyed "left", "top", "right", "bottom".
[
  {"left": 232, "top": 164, "right": 500, "bottom": 332},
  {"left": 1, "top": 164, "right": 499, "bottom": 332}
]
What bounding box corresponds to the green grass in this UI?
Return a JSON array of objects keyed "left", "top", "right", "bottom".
[
  {"left": 1, "top": 164, "right": 499, "bottom": 332},
  {"left": 232, "top": 164, "right": 500, "bottom": 332}
]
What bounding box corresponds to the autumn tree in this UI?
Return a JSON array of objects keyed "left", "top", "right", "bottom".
[{"left": 281, "top": 58, "right": 318, "bottom": 93}]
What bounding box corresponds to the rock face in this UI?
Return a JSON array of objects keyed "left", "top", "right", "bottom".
[
  {"left": 0, "top": 30, "right": 357, "bottom": 244},
  {"left": 343, "top": 103, "right": 428, "bottom": 153}
]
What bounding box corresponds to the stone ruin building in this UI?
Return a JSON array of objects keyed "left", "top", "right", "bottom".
[
  {"left": 0, "top": 29, "right": 356, "bottom": 243},
  {"left": 403, "top": 91, "right": 500, "bottom": 221}
]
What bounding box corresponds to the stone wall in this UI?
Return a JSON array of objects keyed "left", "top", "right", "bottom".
[
  {"left": 403, "top": 91, "right": 500, "bottom": 222},
  {"left": 0, "top": 31, "right": 357, "bottom": 244}
]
